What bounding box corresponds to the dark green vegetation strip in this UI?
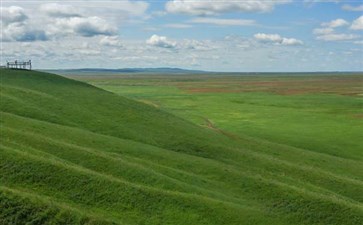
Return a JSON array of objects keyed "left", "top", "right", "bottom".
[{"left": 1, "top": 69, "right": 362, "bottom": 224}]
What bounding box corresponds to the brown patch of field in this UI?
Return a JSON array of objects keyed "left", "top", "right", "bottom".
[
  {"left": 180, "top": 76, "right": 363, "bottom": 96},
  {"left": 352, "top": 114, "right": 363, "bottom": 119},
  {"left": 186, "top": 88, "right": 241, "bottom": 93}
]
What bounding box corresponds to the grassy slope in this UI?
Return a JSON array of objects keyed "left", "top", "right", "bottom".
[{"left": 1, "top": 69, "right": 362, "bottom": 225}]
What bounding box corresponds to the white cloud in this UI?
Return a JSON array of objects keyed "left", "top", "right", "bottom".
[
  {"left": 189, "top": 18, "right": 256, "bottom": 26},
  {"left": 314, "top": 17, "right": 361, "bottom": 42},
  {"left": 316, "top": 33, "right": 359, "bottom": 41},
  {"left": 146, "top": 35, "right": 177, "bottom": 48},
  {"left": 50, "top": 17, "right": 116, "bottom": 37},
  {"left": 40, "top": 3, "right": 82, "bottom": 18},
  {"left": 165, "top": 0, "right": 291, "bottom": 16},
  {"left": 103, "top": 1, "right": 149, "bottom": 17},
  {"left": 350, "top": 16, "right": 363, "bottom": 30},
  {"left": 0, "top": 6, "right": 28, "bottom": 25},
  {"left": 38, "top": 3, "right": 120, "bottom": 39},
  {"left": 254, "top": 33, "right": 303, "bottom": 45},
  {"left": 304, "top": 0, "right": 343, "bottom": 4},
  {"left": 342, "top": 4, "right": 363, "bottom": 11},
  {"left": 164, "top": 23, "right": 192, "bottom": 29},
  {"left": 100, "top": 36, "right": 123, "bottom": 47},
  {"left": 322, "top": 18, "right": 349, "bottom": 28},
  {"left": 2, "top": 1, "right": 149, "bottom": 41},
  {"left": 254, "top": 33, "right": 283, "bottom": 42},
  {"left": 254, "top": 33, "right": 304, "bottom": 45},
  {"left": 39, "top": 1, "right": 149, "bottom": 17},
  {"left": 313, "top": 27, "right": 334, "bottom": 35},
  {"left": 281, "top": 38, "right": 304, "bottom": 46},
  {"left": 146, "top": 35, "right": 214, "bottom": 50},
  {"left": 179, "top": 39, "right": 212, "bottom": 50},
  {"left": 2, "top": 23, "right": 48, "bottom": 42},
  {"left": 1, "top": 6, "right": 48, "bottom": 42}
]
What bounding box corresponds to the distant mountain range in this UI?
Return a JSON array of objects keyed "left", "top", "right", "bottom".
[{"left": 44, "top": 68, "right": 209, "bottom": 75}]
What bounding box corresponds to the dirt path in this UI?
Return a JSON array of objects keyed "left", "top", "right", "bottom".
[{"left": 203, "top": 118, "right": 238, "bottom": 140}]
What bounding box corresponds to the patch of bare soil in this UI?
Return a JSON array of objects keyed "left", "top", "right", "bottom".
[
  {"left": 138, "top": 99, "right": 159, "bottom": 108},
  {"left": 203, "top": 118, "right": 238, "bottom": 140},
  {"left": 352, "top": 114, "right": 363, "bottom": 119},
  {"left": 183, "top": 79, "right": 363, "bottom": 96}
]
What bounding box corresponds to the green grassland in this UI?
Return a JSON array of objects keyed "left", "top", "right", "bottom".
[
  {"left": 76, "top": 74, "right": 363, "bottom": 160},
  {"left": 1, "top": 69, "right": 362, "bottom": 224}
]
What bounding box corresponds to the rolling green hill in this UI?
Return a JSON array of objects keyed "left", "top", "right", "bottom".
[{"left": 0, "top": 69, "right": 362, "bottom": 225}]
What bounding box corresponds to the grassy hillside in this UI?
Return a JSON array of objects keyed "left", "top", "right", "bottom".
[{"left": 1, "top": 69, "right": 362, "bottom": 225}]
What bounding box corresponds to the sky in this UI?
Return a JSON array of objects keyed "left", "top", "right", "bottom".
[{"left": 1, "top": 0, "right": 362, "bottom": 72}]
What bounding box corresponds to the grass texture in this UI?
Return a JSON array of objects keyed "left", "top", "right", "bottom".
[{"left": 1, "top": 69, "right": 362, "bottom": 225}]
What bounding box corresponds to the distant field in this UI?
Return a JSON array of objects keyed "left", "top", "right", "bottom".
[{"left": 72, "top": 73, "right": 363, "bottom": 160}]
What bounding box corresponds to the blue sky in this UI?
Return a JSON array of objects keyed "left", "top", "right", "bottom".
[{"left": 1, "top": 0, "right": 362, "bottom": 71}]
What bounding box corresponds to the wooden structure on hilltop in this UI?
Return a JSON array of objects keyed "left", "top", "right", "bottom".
[{"left": 7, "top": 60, "right": 32, "bottom": 70}]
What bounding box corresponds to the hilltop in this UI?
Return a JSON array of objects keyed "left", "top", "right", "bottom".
[{"left": 0, "top": 69, "right": 362, "bottom": 225}]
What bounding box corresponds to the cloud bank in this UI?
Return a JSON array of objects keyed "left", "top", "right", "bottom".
[
  {"left": 254, "top": 33, "right": 303, "bottom": 46},
  {"left": 165, "top": 0, "right": 291, "bottom": 16}
]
